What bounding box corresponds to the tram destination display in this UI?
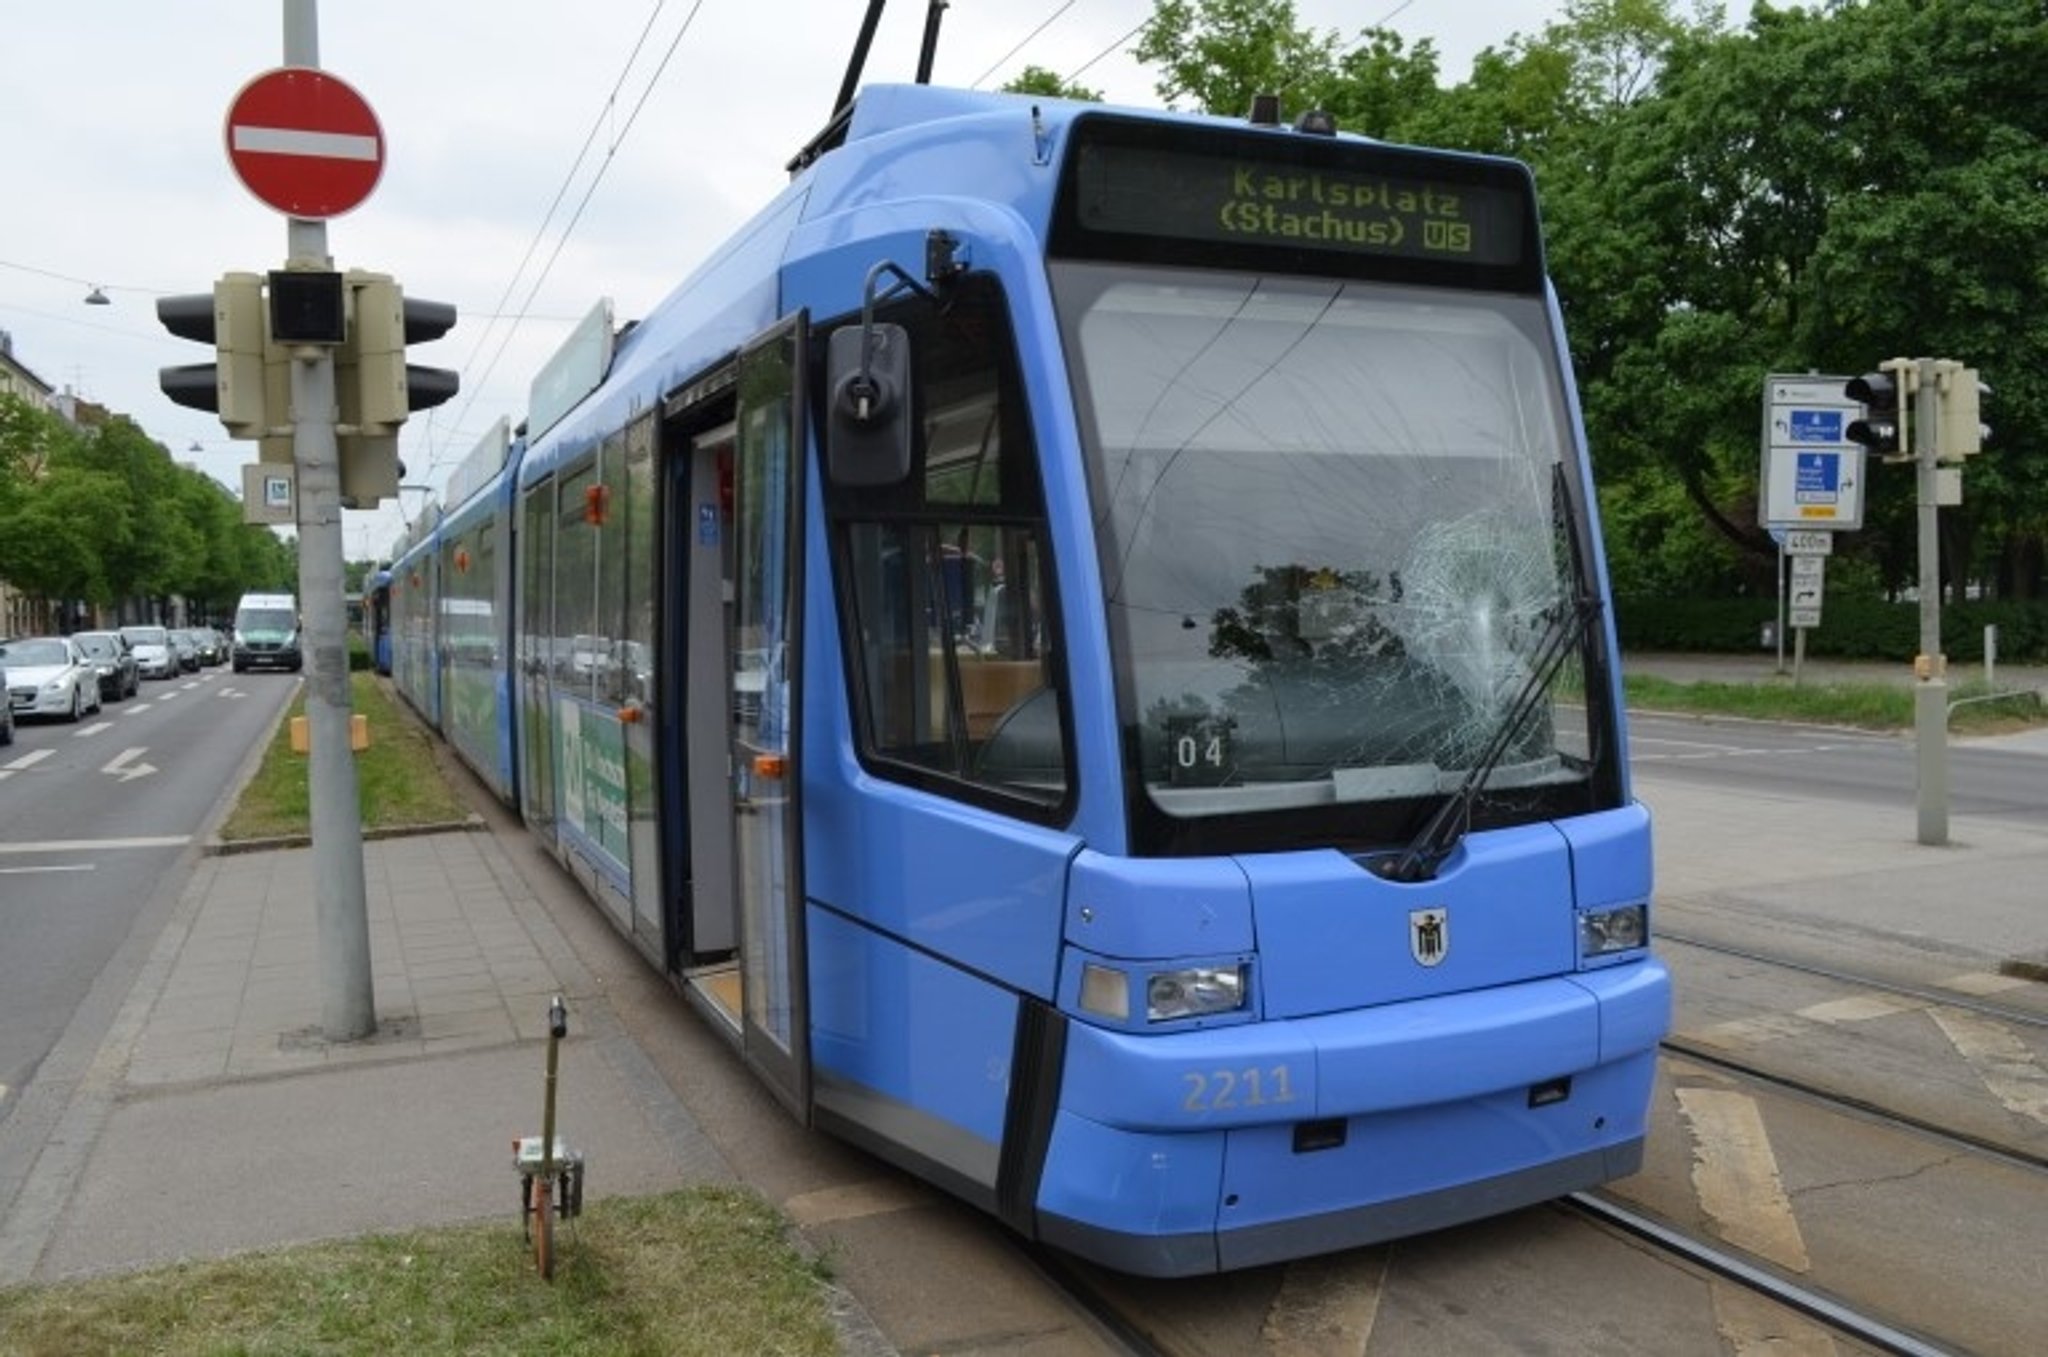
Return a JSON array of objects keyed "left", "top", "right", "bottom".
[{"left": 1054, "top": 118, "right": 1534, "bottom": 283}]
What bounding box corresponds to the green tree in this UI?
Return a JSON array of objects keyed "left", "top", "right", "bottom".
[
  {"left": 1002, "top": 65, "right": 1102, "bottom": 102},
  {"left": 1583, "top": 0, "right": 2048, "bottom": 600},
  {"left": 1134, "top": 0, "right": 1341, "bottom": 118}
]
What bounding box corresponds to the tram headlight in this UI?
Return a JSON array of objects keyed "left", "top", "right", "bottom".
[
  {"left": 1078, "top": 961, "right": 1252, "bottom": 1024},
  {"left": 1145, "top": 964, "right": 1247, "bottom": 1022},
  {"left": 1579, "top": 903, "right": 1648, "bottom": 959}
]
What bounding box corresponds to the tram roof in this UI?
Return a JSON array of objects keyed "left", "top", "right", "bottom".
[{"left": 513, "top": 83, "right": 1538, "bottom": 490}]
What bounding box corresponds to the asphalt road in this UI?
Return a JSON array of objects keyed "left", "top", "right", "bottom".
[
  {"left": 1629, "top": 706, "right": 2048, "bottom": 824},
  {"left": 0, "top": 666, "right": 296, "bottom": 1127}
]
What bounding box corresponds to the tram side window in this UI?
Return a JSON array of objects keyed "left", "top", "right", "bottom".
[{"left": 827, "top": 275, "right": 1069, "bottom": 811}]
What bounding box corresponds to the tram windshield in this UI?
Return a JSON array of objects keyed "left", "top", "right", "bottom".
[{"left": 1052, "top": 264, "right": 1605, "bottom": 847}]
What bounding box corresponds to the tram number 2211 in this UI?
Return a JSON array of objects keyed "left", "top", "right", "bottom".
[
  {"left": 1165, "top": 713, "right": 1238, "bottom": 788},
  {"left": 1183, "top": 1064, "right": 1299, "bottom": 1114}
]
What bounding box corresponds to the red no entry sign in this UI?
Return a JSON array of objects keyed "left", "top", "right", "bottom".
[{"left": 225, "top": 67, "right": 384, "bottom": 219}]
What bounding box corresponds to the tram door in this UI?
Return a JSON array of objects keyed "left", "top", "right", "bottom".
[
  {"left": 518, "top": 482, "right": 558, "bottom": 845},
  {"left": 679, "top": 428, "right": 737, "bottom": 962},
  {"left": 676, "top": 319, "right": 809, "bottom": 1118}
]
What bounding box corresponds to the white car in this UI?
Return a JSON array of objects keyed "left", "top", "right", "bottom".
[
  {"left": 120, "top": 624, "right": 178, "bottom": 680},
  {"left": 0, "top": 636, "right": 104, "bottom": 723}
]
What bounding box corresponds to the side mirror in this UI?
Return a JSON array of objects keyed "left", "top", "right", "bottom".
[{"left": 826, "top": 322, "right": 914, "bottom": 488}]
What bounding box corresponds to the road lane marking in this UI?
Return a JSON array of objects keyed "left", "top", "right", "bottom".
[
  {"left": 0, "top": 836, "right": 189, "bottom": 854},
  {"left": 1927, "top": 1007, "right": 2048, "bottom": 1128},
  {"left": 99, "top": 747, "right": 159, "bottom": 782},
  {"left": 0, "top": 749, "right": 56, "bottom": 780},
  {"left": 124, "top": 701, "right": 153, "bottom": 713},
  {"left": 0, "top": 863, "right": 96, "bottom": 875},
  {"left": 1263, "top": 1248, "right": 1386, "bottom": 1356},
  {"left": 1676, "top": 1086, "right": 1810, "bottom": 1272},
  {"left": 73, "top": 720, "right": 113, "bottom": 737}
]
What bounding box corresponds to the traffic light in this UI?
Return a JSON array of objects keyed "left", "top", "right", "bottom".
[
  {"left": 268, "top": 270, "right": 346, "bottom": 345},
  {"left": 339, "top": 271, "right": 458, "bottom": 435},
  {"left": 157, "top": 272, "right": 271, "bottom": 436},
  {"left": 1844, "top": 368, "right": 1910, "bottom": 463},
  {"left": 336, "top": 272, "right": 458, "bottom": 506},
  {"left": 1934, "top": 361, "right": 1989, "bottom": 460}
]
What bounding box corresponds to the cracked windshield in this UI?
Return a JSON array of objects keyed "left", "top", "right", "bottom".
[{"left": 1057, "top": 267, "right": 1593, "bottom": 818}]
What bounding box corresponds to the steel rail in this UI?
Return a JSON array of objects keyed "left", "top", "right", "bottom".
[
  {"left": 1566, "top": 1193, "right": 1960, "bottom": 1357},
  {"left": 1658, "top": 930, "right": 2048, "bottom": 1029}
]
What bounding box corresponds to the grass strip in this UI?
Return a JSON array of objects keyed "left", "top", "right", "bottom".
[
  {"left": 217, "top": 674, "right": 471, "bottom": 842},
  {"left": 1621, "top": 673, "right": 2044, "bottom": 733},
  {"left": 0, "top": 1187, "right": 840, "bottom": 1357}
]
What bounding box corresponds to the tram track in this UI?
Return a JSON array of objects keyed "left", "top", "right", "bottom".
[
  {"left": 1661, "top": 1035, "right": 2048, "bottom": 1174},
  {"left": 1566, "top": 1192, "right": 1958, "bottom": 1357},
  {"left": 1659, "top": 929, "right": 2048, "bottom": 1030},
  {"left": 1639, "top": 1026, "right": 2048, "bottom": 1355}
]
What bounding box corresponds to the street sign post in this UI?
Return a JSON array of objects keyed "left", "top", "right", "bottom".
[
  {"left": 222, "top": 16, "right": 383, "bottom": 1043},
  {"left": 1760, "top": 375, "right": 1866, "bottom": 531},
  {"left": 225, "top": 66, "right": 384, "bottom": 219}
]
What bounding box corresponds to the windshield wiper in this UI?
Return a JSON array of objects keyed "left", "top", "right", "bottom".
[{"left": 1372, "top": 592, "right": 1600, "bottom": 884}]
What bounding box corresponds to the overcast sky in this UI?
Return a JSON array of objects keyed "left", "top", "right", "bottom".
[{"left": 3, "top": 0, "right": 1603, "bottom": 560}]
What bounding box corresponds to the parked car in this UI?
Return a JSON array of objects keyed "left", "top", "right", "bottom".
[
  {"left": 0, "top": 636, "right": 103, "bottom": 722},
  {"left": 71, "top": 630, "right": 142, "bottom": 701},
  {"left": 168, "top": 629, "right": 203, "bottom": 673},
  {"left": 121, "top": 625, "right": 178, "bottom": 680},
  {"left": 0, "top": 657, "right": 13, "bottom": 745}
]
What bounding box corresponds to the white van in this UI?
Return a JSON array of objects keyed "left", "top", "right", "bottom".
[{"left": 232, "top": 593, "right": 302, "bottom": 673}]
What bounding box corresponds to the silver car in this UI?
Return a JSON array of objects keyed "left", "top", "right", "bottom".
[
  {"left": 120, "top": 624, "right": 178, "bottom": 680},
  {"left": 0, "top": 636, "right": 104, "bottom": 722}
]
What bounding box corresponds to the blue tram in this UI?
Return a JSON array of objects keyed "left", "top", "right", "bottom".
[
  {"left": 363, "top": 569, "right": 393, "bottom": 676},
  {"left": 388, "top": 57, "right": 1668, "bottom": 1276}
]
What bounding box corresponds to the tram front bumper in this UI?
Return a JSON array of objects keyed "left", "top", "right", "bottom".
[{"left": 1033, "top": 959, "right": 1668, "bottom": 1276}]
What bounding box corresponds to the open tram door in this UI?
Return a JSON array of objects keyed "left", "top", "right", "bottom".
[{"left": 669, "top": 319, "right": 811, "bottom": 1119}]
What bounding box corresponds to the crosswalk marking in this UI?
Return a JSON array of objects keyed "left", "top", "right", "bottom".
[
  {"left": 1709, "top": 1284, "right": 1839, "bottom": 1356},
  {"left": 1927, "top": 1008, "right": 2048, "bottom": 1128},
  {"left": 1796, "top": 994, "right": 1919, "bottom": 1026},
  {"left": 1689, "top": 982, "right": 2048, "bottom": 1140},
  {"left": 1676, "top": 1086, "right": 1811, "bottom": 1272},
  {"left": 1262, "top": 1248, "right": 1386, "bottom": 1356},
  {"left": 1938, "top": 971, "right": 2034, "bottom": 997}
]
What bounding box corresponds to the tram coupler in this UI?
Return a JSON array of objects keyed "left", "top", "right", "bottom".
[{"left": 514, "top": 995, "right": 585, "bottom": 1224}]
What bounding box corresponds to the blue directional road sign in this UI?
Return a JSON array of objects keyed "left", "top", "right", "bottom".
[{"left": 1761, "top": 375, "right": 1866, "bottom": 531}]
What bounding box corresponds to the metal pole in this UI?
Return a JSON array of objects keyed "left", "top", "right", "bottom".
[
  {"left": 1774, "top": 543, "right": 1787, "bottom": 675},
  {"left": 1911, "top": 357, "right": 1948, "bottom": 847},
  {"left": 286, "top": 0, "right": 375, "bottom": 1039}
]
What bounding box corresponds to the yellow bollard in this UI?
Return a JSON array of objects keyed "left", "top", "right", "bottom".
[{"left": 290, "top": 715, "right": 370, "bottom": 753}]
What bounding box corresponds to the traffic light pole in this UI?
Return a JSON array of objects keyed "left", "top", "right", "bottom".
[
  {"left": 286, "top": 0, "right": 375, "bottom": 1041},
  {"left": 1911, "top": 357, "right": 1949, "bottom": 847}
]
